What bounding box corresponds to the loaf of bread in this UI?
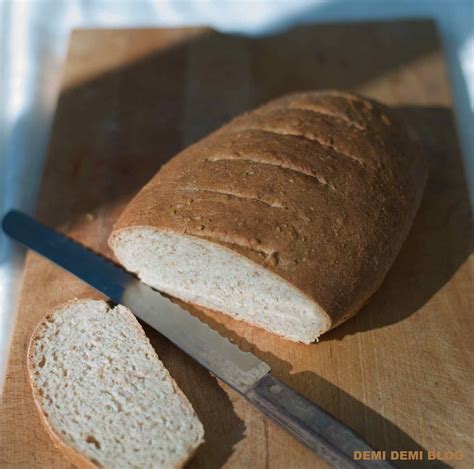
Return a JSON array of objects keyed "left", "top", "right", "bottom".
[
  {"left": 110, "top": 90, "right": 428, "bottom": 343},
  {"left": 28, "top": 299, "right": 204, "bottom": 468}
]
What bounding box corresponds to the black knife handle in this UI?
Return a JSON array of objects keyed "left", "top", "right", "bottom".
[{"left": 245, "top": 374, "right": 393, "bottom": 468}]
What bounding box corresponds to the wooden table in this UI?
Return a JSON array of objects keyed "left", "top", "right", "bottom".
[{"left": 1, "top": 21, "right": 472, "bottom": 468}]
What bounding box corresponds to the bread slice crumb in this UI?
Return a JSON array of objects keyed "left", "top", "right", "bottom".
[{"left": 28, "top": 298, "right": 204, "bottom": 469}]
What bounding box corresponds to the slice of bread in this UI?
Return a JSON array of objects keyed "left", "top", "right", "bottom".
[
  {"left": 28, "top": 299, "right": 204, "bottom": 468},
  {"left": 109, "top": 90, "right": 428, "bottom": 343}
]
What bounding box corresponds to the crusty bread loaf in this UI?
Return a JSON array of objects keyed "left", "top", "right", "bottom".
[
  {"left": 109, "top": 90, "right": 428, "bottom": 343},
  {"left": 28, "top": 299, "right": 204, "bottom": 468}
]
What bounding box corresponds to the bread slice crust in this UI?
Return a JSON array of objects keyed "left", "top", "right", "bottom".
[{"left": 27, "top": 299, "right": 204, "bottom": 468}]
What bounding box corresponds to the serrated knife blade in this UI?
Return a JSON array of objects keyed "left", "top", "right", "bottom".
[{"left": 2, "top": 210, "right": 391, "bottom": 468}]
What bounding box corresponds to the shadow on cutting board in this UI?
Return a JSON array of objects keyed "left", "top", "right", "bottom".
[
  {"left": 173, "top": 303, "right": 451, "bottom": 469},
  {"left": 28, "top": 22, "right": 471, "bottom": 468},
  {"left": 37, "top": 21, "right": 442, "bottom": 229}
]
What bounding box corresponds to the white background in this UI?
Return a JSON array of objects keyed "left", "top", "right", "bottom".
[{"left": 1, "top": 0, "right": 473, "bottom": 390}]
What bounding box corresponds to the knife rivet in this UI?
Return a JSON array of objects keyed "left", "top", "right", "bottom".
[{"left": 270, "top": 384, "right": 282, "bottom": 394}]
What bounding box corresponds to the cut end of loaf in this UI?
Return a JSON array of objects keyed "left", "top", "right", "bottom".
[
  {"left": 110, "top": 229, "right": 331, "bottom": 343},
  {"left": 28, "top": 299, "right": 204, "bottom": 468}
]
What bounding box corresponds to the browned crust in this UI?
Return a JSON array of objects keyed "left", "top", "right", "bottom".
[
  {"left": 110, "top": 90, "right": 428, "bottom": 334},
  {"left": 27, "top": 299, "right": 204, "bottom": 469}
]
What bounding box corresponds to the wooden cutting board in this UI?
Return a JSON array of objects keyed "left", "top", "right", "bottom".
[{"left": 1, "top": 21, "right": 473, "bottom": 468}]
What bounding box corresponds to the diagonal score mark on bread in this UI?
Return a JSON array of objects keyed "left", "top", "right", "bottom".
[
  {"left": 285, "top": 104, "right": 367, "bottom": 131},
  {"left": 178, "top": 186, "right": 286, "bottom": 209},
  {"left": 230, "top": 126, "right": 367, "bottom": 168},
  {"left": 205, "top": 155, "right": 334, "bottom": 189},
  {"left": 181, "top": 228, "right": 277, "bottom": 259}
]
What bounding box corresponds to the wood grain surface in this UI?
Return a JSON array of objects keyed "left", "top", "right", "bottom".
[{"left": 1, "top": 21, "right": 473, "bottom": 468}]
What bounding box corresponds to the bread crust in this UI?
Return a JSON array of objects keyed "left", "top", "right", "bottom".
[
  {"left": 27, "top": 299, "right": 204, "bottom": 469},
  {"left": 110, "top": 90, "right": 428, "bottom": 334}
]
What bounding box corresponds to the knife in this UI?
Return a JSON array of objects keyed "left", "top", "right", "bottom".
[{"left": 2, "top": 210, "right": 392, "bottom": 468}]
